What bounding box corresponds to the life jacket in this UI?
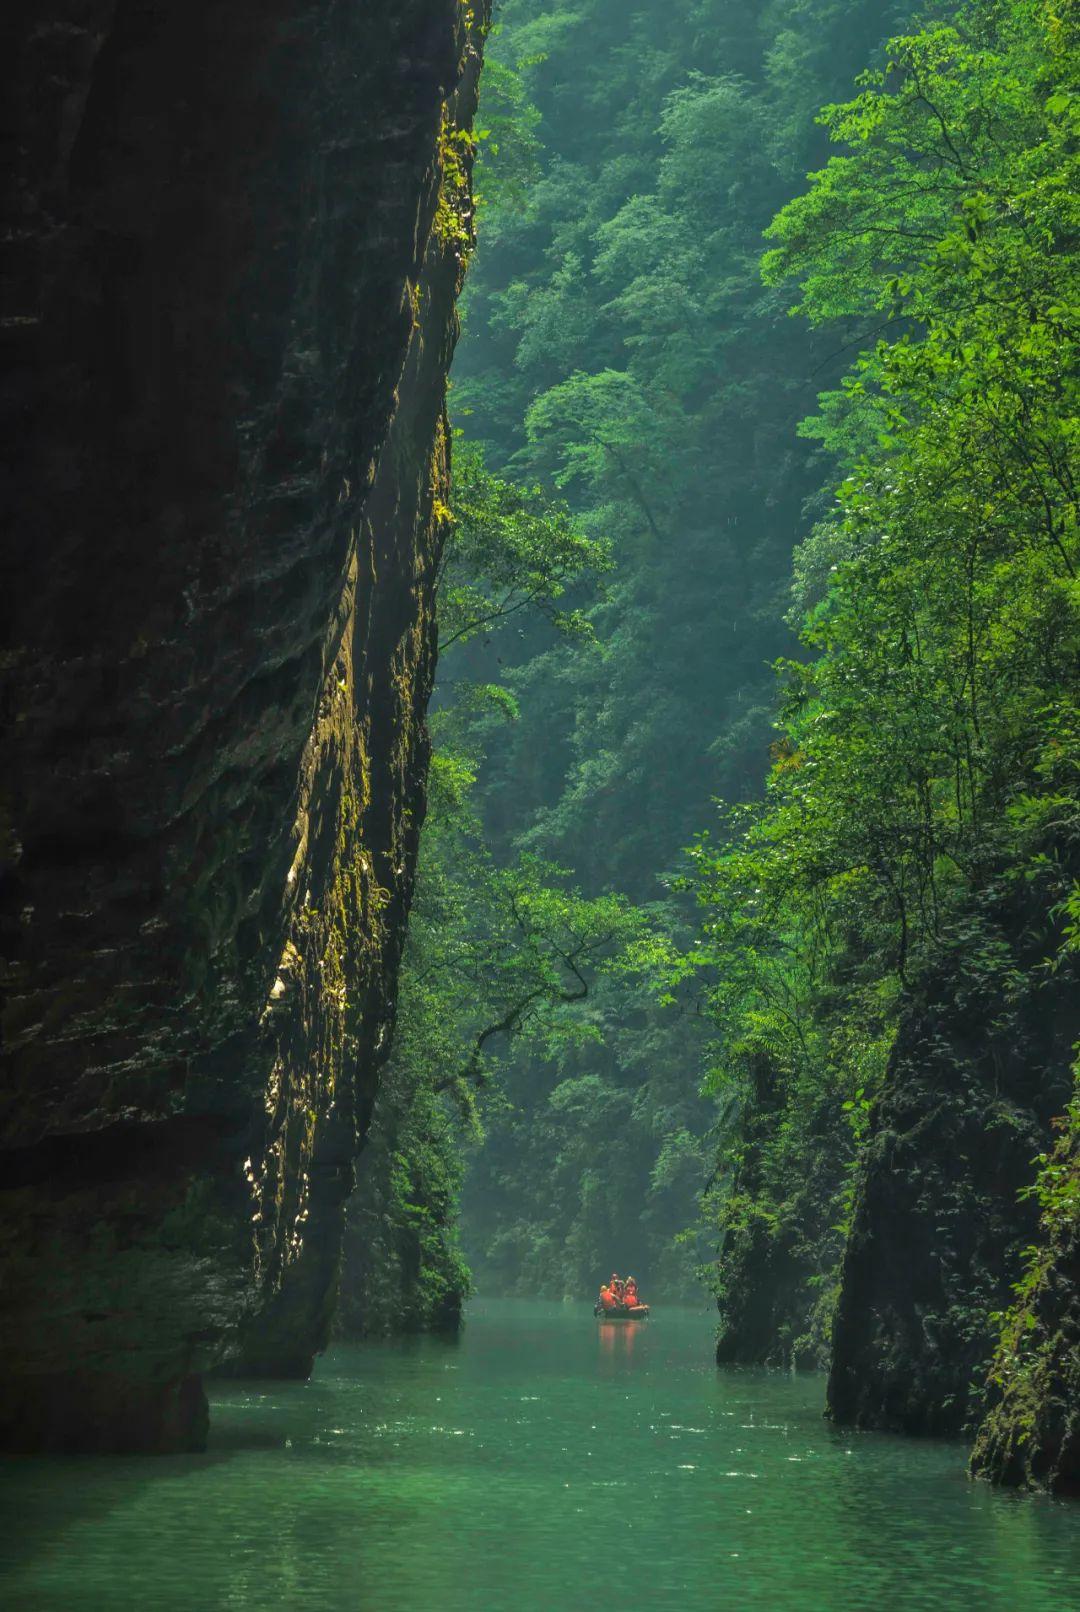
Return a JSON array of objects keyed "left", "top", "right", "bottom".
[{"left": 600, "top": 1287, "right": 618, "bottom": 1311}]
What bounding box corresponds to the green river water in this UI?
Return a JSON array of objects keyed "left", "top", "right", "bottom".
[{"left": 1, "top": 1299, "right": 1078, "bottom": 1610}]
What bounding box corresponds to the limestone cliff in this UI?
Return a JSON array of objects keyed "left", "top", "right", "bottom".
[
  {"left": 708, "top": 887, "right": 1080, "bottom": 1454},
  {"left": 827, "top": 945, "right": 1079, "bottom": 1439},
  {"left": 713, "top": 1053, "right": 843, "bottom": 1373},
  {"left": 0, "top": 0, "right": 488, "bottom": 1452}
]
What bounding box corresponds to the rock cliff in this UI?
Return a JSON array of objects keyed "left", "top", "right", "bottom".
[
  {"left": 713, "top": 1053, "right": 843, "bottom": 1373},
  {"left": 827, "top": 942, "right": 1079, "bottom": 1439},
  {"left": 0, "top": 0, "right": 487, "bottom": 1452}
]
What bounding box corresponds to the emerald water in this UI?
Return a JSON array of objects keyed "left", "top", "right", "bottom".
[{"left": 2, "top": 1300, "right": 1077, "bottom": 1610}]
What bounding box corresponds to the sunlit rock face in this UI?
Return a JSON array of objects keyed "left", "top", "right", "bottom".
[
  {"left": 827, "top": 939, "right": 1080, "bottom": 1442},
  {"left": 0, "top": 0, "right": 486, "bottom": 1452}
]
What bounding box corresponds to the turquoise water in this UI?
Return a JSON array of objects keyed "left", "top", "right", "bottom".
[{"left": 1, "top": 1299, "right": 1078, "bottom": 1610}]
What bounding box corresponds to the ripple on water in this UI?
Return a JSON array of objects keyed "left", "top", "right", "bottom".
[{"left": 0, "top": 1300, "right": 1078, "bottom": 1612}]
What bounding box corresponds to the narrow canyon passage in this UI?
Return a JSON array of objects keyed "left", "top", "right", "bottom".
[
  {"left": 2, "top": 1303, "right": 1077, "bottom": 1611},
  {"left": 4, "top": 0, "right": 1080, "bottom": 1594}
]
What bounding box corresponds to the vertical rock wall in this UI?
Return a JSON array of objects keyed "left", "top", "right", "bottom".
[
  {"left": 0, "top": 0, "right": 487, "bottom": 1452},
  {"left": 827, "top": 945, "right": 1079, "bottom": 1440}
]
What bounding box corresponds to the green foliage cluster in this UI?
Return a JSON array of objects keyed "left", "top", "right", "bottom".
[
  {"left": 471, "top": 40, "right": 543, "bottom": 215},
  {"left": 685, "top": 0, "right": 1080, "bottom": 1363},
  {"left": 439, "top": 444, "right": 611, "bottom": 651}
]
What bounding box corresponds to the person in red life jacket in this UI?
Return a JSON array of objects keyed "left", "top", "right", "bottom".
[
  {"left": 624, "top": 1277, "right": 641, "bottom": 1309},
  {"left": 611, "top": 1273, "right": 625, "bottom": 1305},
  {"left": 598, "top": 1283, "right": 618, "bottom": 1312}
]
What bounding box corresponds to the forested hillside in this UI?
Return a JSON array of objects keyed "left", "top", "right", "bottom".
[
  {"left": 715, "top": 0, "right": 1076, "bottom": 1483},
  {"left": 341, "top": 0, "right": 1080, "bottom": 1495},
  {"left": 450, "top": 0, "right": 928, "bottom": 1300},
  {"left": 339, "top": 0, "right": 929, "bottom": 1324},
  {"left": 697, "top": 0, "right": 1080, "bottom": 1481}
]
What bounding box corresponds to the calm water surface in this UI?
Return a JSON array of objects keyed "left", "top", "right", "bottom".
[{"left": 1, "top": 1299, "right": 1078, "bottom": 1610}]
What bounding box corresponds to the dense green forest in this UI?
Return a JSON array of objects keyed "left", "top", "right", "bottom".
[
  {"left": 691, "top": 0, "right": 1080, "bottom": 1437},
  {"left": 341, "top": 0, "right": 1080, "bottom": 1483},
  {"left": 450, "top": 0, "right": 932, "bottom": 1305},
  {"left": 342, "top": 0, "right": 938, "bottom": 1321}
]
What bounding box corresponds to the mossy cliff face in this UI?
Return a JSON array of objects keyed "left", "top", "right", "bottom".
[
  {"left": 336, "top": 1061, "right": 470, "bottom": 1341},
  {"left": 713, "top": 1054, "right": 844, "bottom": 1374},
  {"left": 708, "top": 903, "right": 1080, "bottom": 1465},
  {"left": 827, "top": 950, "right": 1079, "bottom": 1440},
  {"left": 0, "top": 0, "right": 487, "bottom": 1451}
]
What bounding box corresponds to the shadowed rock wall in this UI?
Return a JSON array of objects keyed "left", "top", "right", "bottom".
[
  {"left": 0, "top": 0, "right": 487, "bottom": 1451},
  {"left": 827, "top": 947, "right": 1079, "bottom": 1440}
]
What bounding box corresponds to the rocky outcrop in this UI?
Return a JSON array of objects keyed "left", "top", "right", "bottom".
[
  {"left": 0, "top": 0, "right": 487, "bottom": 1451},
  {"left": 970, "top": 1125, "right": 1080, "bottom": 1495},
  {"left": 337, "top": 1061, "right": 469, "bottom": 1340},
  {"left": 827, "top": 944, "right": 1079, "bottom": 1438},
  {"left": 714, "top": 1053, "right": 843, "bottom": 1372}
]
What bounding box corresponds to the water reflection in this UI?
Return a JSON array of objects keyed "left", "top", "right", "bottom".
[
  {"left": 0, "top": 1301, "right": 1077, "bottom": 1612},
  {"left": 596, "top": 1318, "right": 640, "bottom": 1364}
]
